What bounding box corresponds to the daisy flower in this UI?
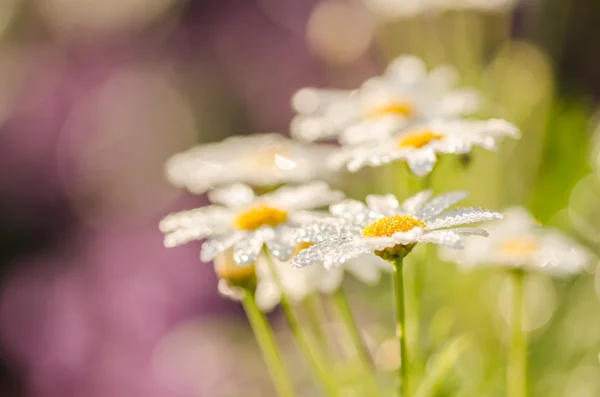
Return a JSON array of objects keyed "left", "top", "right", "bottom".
[
  {"left": 166, "top": 133, "right": 335, "bottom": 194},
  {"left": 329, "top": 118, "right": 520, "bottom": 176},
  {"left": 159, "top": 182, "right": 344, "bottom": 267},
  {"left": 291, "top": 189, "right": 502, "bottom": 269},
  {"left": 290, "top": 55, "right": 480, "bottom": 145},
  {"left": 441, "top": 207, "right": 592, "bottom": 276}
]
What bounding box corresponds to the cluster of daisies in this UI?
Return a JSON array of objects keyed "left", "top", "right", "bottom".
[{"left": 159, "top": 55, "right": 591, "bottom": 397}]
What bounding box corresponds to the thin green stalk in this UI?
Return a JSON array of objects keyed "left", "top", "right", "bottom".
[
  {"left": 303, "top": 294, "right": 328, "bottom": 347},
  {"left": 508, "top": 270, "right": 527, "bottom": 397},
  {"left": 333, "top": 288, "right": 373, "bottom": 367},
  {"left": 393, "top": 258, "right": 409, "bottom": 397},
  {"left": 413, "top": 336, "right": 470, "bottom": 397},
  {"left": 411, "top": 174, "right": 431, "bottom": 368},
  {"left": 264, "top": 252, "right": 339, "bottom": 397},
  {"left": 242, "top": 292, "right": 296, "bottom": 397}
]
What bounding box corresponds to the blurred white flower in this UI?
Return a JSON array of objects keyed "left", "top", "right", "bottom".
[
  {"left": 442, "top": 207, "right": 592, "bottom": 276},
  {"left": 430, "top": 0, "right": 518, "bottom": 12},
  {"left": 166, "top": 133, "right": 335, "bottom": 194},
  {"left": 363, "top": 0, "right": 517, "bottom": 19},
  {"left": 329, "top": 118, "right": 520, "bottom": 176},
  {"left": 214, "top": 243, "right": 389, "bottom": 312},
  {"left": 253, "top": 245, "right": 390, "bottom": 311},
  {"left": 160, "top": 182, "right": 344, "bottom": 266},
  {"left": 292, "top": 190, "right": 502, "bottom": 269},
  {"left": 291, "top": 55, "right": 480, "bottom": 145}
]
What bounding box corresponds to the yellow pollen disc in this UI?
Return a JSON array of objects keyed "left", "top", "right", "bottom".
[
  {"left": 366, "top": 101, "right": 415, "bottom": 119},
  {"left": 501, "top": 239, "right": 539, "bottom": 255},
  {"left": 397, "top": 129, "right": 444, "bottom": 149},
  {"left": 214, "top": 250, "right": 256, "bottom": 287},
  {"left": 234, "top": 205, "right": 288, "bottom": 230},
  {"left": 362, "top": 215, "right": 425, "bottom": 238}
]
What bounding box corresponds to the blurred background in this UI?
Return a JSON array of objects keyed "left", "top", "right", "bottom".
[{"left": 0, "top": 0, "right": 599, "bottom": 396}]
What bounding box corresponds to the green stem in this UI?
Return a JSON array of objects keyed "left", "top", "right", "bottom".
[
  {"left": 411, "top": 174, "right": 431, "bottom": 368},
  {"left": 393, "top": 258, "right": 409, "bottom": 397},
  {"left": 242, "top": 292, "right": 296, "bottom": 397},
  {"left": 413, "top": 336, "right": 470, "bottom": 397},
  {"left": 264, "top": 253, "right": 339, "bottom": 397},
  {"left": 303, "top": 294, "right": 328, "bottom": 347},
  {"left": 508, "top": 270, "right": 527, "bottom": 397},
  {"left": 333, "top": 288, "right": 373, "bottom": 367}
]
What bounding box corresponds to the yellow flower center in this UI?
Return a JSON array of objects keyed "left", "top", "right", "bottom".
[
  {"left": 234, "top": 205, "right": 289, "bottom": 230},
  {"left": 214, "top": 249, "right": 256, "bottom": 288},
  {"left": 501, "top": 238, "right": 539, "bottom": 255},
  {"left": 397, "top": 129, "right": 444, "bottom": 149},
  {"left": 362, "top": 215, "right": 425, "bottom": 238},
  {"left": 366, "top": 101, "right": 415, "bottom": 120}
]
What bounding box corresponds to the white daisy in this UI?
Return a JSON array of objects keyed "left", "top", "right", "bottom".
[
  {"left": 166, "top": 133, "right": 335, "bottom": 194},
  {"left": 441, "top": 207, "right": 592, "bottom": 276},
  {"left": 329, "top": 118, "right": 520, "bottom": 176},
  {"left": 160, "top": 182, "right": 344, "bottom": 267},
  {"left": 290, "top": 55, "right": 481, "bottom": 145},
  {"left": 291, "top": 190, "right": 502, "bottom": 269}
]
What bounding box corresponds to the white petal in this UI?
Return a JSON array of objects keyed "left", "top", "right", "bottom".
[
  {"left": 385, "top": 55, "right": 427, "bottom": 86},
  {"left": 388, "top": 227, "right": 424, "bottom": 246},
  {"left": 400, "top": 189, "right": 434, "bottom": 214},
  {"left": 265, "top": 227, "right": 296, "bottom": 261},
  {"left": 345, "top": 144, "right": 401, "bottom": 172},
  {"left": 345, "top": 254, "right": 391, "bottom": 285},
  {"left": 294, "top": 218, "right": 362, "bottom": 243},
  {"left": 322, "top": 240, "right": 376, "bottom": 270},
  {"left": 366, "top": 194, "right": 400, "bottom": 216},
  {"left": 163, "top": 227, "right": 211, "bottom": 248},
  {"left": 418, "top": 230, "right": 464, "bottom": 249},
  {"left": 405, "top": 148, "right": 437, "bottom": 177},
  {"left": 476, "top": 118, "right": 521, "bottom": 139},
  {"left": 426, "top": 65, "right": 459, "bottom": 93},
  {"left": 316, "top": 267, "right": 345, "bottom": 294},
  {"left": 436, "top": 89, "right": 481, "bottom": 118},
  {"left": 255, "top": 281, "right": 281, "bottom": 312},
  {"left": 330, "top": 199, "right": 382, "bottom": 226},
  {"left": 426, "top": 208, "right": 503, "bottom": 230},
  {"left": 208, "top": 184, "right": 256, "bottom": 208},
  {"left": 292, "top": 240, "right": 345, "bottom": 268},
  {"left": 233, "top": 232, "right": 265, "bottom": 266},
  {"left": 266, "top": 182, "right": 344, "bottom": 211},
  {"left": 451, "top": 227, "right": 489, "bottom": 236},
  {"left": 159, "top": 206, "right": 231, "bottom": 233},
  {"left": 217, "top": 280, "right": 245, "bottom": 301},
  {"left": 417, "top": 191, "right": 470, "bottom": 220},
  {"left": 200, "top": 232, "right": 245, "bottom": 262},
  {"left": 339, "top": 116, "right": 407, "bottom": 146},
  {"left": 291, "top": 87, "right": 347, "bottom": 114}
]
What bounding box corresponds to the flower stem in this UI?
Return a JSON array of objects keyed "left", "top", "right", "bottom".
[
  {"left": 393, "top": 258, "right": 409, "bottom": 397},
  {"left": 303, "top": 294, "right": 328, "bottom": 347},
  {"left": 242, "top": 291, "right": 296, "bottom": 397},
  {"left": 263, "top": 253, "right": 339, "bottom": 397},
  {"left": 333, "top": 287, "right": 373, "bottom": 367},
  {"left": 280, "top": 297, "right": 339, "bottom": 397},
  {"left": 508, "top": 269, "right": 527, "bottom": 397}
]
